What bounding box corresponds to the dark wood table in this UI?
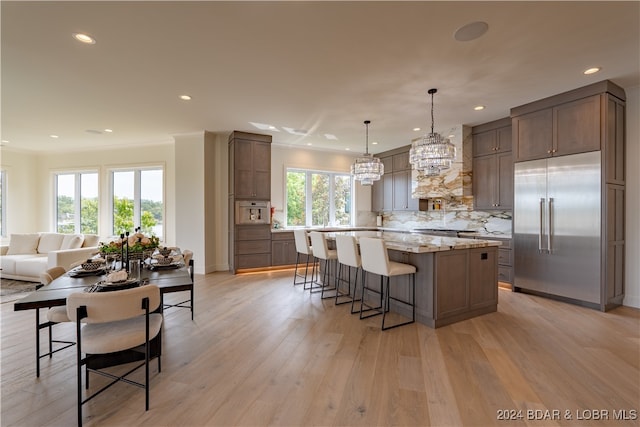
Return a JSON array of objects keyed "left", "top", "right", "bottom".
[{"left": 14, "top": 264, "right": 194, "bottom": 375}]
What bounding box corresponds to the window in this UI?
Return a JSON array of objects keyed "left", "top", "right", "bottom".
[
  {"left": 54, "top": 172, "right": 99, "bottom": 234},
  {"left": 111, "top": 167, "right": 163, "bottom": 239},
  {"left": 286, "top": 168, "right": 352, "bottom": 227},
  {"left": 0, "top": 170, "right": 6, "bottom": 237}
]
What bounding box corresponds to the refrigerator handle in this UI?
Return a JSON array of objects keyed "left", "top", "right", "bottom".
[
  {"left": 539, "top": 198, "right": 545, "bottom": 253},
  {"left": 547, "top": 198, "right": 553, "bottom": 253}
]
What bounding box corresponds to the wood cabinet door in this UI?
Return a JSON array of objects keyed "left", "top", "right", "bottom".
[
  {"left": 468, "top": 247, "right": 498, "bottom": 309},
  {"left": 392, "top": 151, "right": 410, "bottom": 171},
  {"left": 435, "top": 251, "right": 469, "bottom": 319},
  {"left": 496, "top": 126, "right": 513, "bottom": 153},
  {"left": 382, "top": 175, "right": 393, "bottom": 211},
  {"left": 513, "top": 108, "right": 553, "bottom": 162},
  {"left": 473, "top": 155, "right": 496, "bottom": 210},
  {"left": 371, "top": 179, "right": 384, "bottom": 212},
  {"left": 392, "top": 171, "right": 409, "bottom": 210},
  {"left": 553, "top": 94, "right": 601, "bottom": 156},
  {"left": 473, "top": 130, "right": 497, "bottom": 157},
  {"left": 497, "top": 152, "right": 513, "bottom": 209}
]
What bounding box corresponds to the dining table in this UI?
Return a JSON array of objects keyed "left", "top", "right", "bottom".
[{"left": 13, "top": 256, "right": 194, "bottom": 375}]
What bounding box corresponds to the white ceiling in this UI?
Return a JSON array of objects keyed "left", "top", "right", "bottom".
[{"left": 2, "top": 1, "right": 639, "bottom": 155}]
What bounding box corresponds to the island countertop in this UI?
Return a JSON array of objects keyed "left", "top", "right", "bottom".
[{"left": 321, "top": 230, "right": 502, "bottom": 254}]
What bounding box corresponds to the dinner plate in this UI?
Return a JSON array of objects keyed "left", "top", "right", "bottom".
[
  {"left": 100, "top": 278, "right": 139, "bottom": 287},
  {"left": 69, "top": 267, "right": 106, "bottom": 277}
]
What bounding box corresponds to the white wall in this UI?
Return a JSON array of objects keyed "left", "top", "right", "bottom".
[
  {"left": 0, "top": 149, "right": 40, "bottom": 239},
  {"left": 623, "top": 85, "right": 639, "bottom": 308}
]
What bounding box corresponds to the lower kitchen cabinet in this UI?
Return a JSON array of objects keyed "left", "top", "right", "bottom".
[
  {"left": 271, "top": 232, "right": 297, "bottom": 266},
  {"left": 234, "top": 225, "right": 271, "bottom": 269}
]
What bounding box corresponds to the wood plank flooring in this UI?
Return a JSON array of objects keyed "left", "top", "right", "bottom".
[{"left": 2, "top": 270, "right": 639, "bottom": 426}]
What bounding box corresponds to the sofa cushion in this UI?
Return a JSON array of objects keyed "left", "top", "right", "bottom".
[
  {"left": 7, "top": 233, "right": 40, "bottom": 255},
  {"left": 61, "top": 234, "right": 84, "bottom": 250},
  {"left": 82, "top": 234, "right": 100, "bottom": 247},
  {"left": 0, "top": 254, "right": 35, "bottom": 274},
  {"left": 37, "top": 233, "right": 65, "bottom": 254},
  {"left": 15, "top": 256, "right": 48, "bottom": 277}
]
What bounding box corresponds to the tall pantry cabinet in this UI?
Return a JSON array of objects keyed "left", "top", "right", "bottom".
[{"left": 228, "top": 131, "right": 272, "bottom": 273}]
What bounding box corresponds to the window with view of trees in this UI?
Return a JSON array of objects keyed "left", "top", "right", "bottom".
[
  {"left": 55, "top": 172, "right": 99, "bottom": 234},
  {"left": 111, "top": 168, "right": 163, "bottom": 239},
  {"left": 286, "top": 169, "right": 352, "bottom": 227}
]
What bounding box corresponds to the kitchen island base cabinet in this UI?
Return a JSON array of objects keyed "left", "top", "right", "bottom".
[{"left": 364, "top": 246, "right": 498, "bottom": 328}]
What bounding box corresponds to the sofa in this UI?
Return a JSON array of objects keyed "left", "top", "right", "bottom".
[{"left": 0, "top": 233, "right": 100, "bottom": 282}]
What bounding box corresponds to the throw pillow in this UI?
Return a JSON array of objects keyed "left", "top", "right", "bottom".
[
  {"left": 37, "top": 233, "right": 65, "bottom": 254},
  {"left": 82, "top": 234, "right": 100, "bottom": 247},
  {"left": 7, "top": 233, "right": 41, "bottom": 255},
  {"left": 61, "top": 234, "right": 84, "bottom": 250}
]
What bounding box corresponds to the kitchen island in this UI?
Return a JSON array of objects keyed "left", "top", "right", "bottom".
[{"left": 324, "top": 231, "right": 502, "bottom": 328}]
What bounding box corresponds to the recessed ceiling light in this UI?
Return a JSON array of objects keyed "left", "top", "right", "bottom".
[
  {"left": 454, "top": 21, "right": 489, "bottom": 42},
  {"left": 1, "top": 140, "right": 9, "bottom": 144},
  {"left": 104, "top": 128, "right": 113, "bottom": 133},
  {"left": 50, "top": 134, "right": 59, "bottom": 139},
  {"left": 345, "top": 148, "right": 351, "bottom": 151},
  {"left": 179, "top": 95, "right": 192, "bottom": 101},
  {"left": 85, "top": 129, "right": 102, "bottom": 134},
  {"left": 72, "top": 33, "right": 96, "bottom": 44},
  {"left": 474, "top": 105, "right": 485, "bottom": 111},
  {"left": 324, "top": 133, "right": 338, "bottom": 140},
  {"left": 372, "top": 141, "right": 378, "bottom": 145},
  {"left": 306, "top": 143, "right": 312, "bottom": 146},
  {"left": 413, "top": 127, "right": 421, "bottom": 132},
  {"left": 448, "top": 134, "right": 455, "bottom": 138},
  {"left": 584, "top": 67, "right": 601, "bottom": 75}
]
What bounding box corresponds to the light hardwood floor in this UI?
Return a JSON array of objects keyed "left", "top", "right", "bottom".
[{"left": 2, "top": 270, "right": 639, "bottom": 427}]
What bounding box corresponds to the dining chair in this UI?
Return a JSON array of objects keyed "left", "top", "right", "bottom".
[
  {"left": 308, "top": 231, "right": 338, "bottom": 299},
  {"left": 293, "top": 229, "right": 317, "bottom": 289},
  {"left": 66, "top": 285, "right": 163, "bottom": 427},
  {"left": 162, "top": 249, "right": 194, "bottom": 320},
  {"left": 335, "top": 234, "right": 363, "bottom": 312},
  {"left": 35, "top": 266, "right": 74, "bottom": 377},
  {"left": 358, "top": 237, "right": 416, "bottom": 330}
]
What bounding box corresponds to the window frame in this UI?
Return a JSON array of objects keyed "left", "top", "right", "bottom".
[
  {"left": 285, "top": 167, "right": 353, "bottom": 228},
  {"left": 52, "top": 170, "right": 100, "bottom": 234},
  {"left": 108, "top": 166, "right": 165, "bottom": 238}
]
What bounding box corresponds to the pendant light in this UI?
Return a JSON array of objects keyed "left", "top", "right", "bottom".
[
  {"left": 351, "top": 120, "right": 384, "bottom": 186},
  {"left": 409, "top": 88, "right": 456, "bottom": 173}
]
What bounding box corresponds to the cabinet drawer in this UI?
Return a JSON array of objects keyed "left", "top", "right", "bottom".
[
  {"left": 236, "top": 254, "right": 272, "bottom": 269},
  {"left": 498, "top": 266, "right": 513, "bottom": 283},
  {"left": 236, "top": 225, "right": 271, "bottom": 240},
  {"left": 271, "top": 231, "right": 294, "bottom": 241},
  {"left": 236, "top": 240, "right": 271, "bottom": 255},
  {"left": 498, "top": 248, "right": 513, "bottom": 266},
  {"left": 496, "top": 238, "right": 512, "bottom": 249}
]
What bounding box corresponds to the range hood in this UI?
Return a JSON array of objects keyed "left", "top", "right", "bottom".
[{"left": 411, "top": 124, "right": 472, "bottom": 199}]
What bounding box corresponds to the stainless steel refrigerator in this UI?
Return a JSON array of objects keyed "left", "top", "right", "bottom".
[{"left": 513, "top": 151, "right": 601, "bottom": 304}]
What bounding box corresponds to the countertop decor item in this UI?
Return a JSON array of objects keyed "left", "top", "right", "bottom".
[
  {"left": 351, "top": 120, "right": 384, "bottom": 186},
  {"left": 409, "top": 88, "right": 456, "bottom": 175}
]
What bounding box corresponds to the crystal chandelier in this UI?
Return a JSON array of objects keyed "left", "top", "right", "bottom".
[
  {"left": 351, "top": 120, "right": 384, "bottom": 186},
  {"left": 409, "top": 88, "right": 456, "bottom": 174}
]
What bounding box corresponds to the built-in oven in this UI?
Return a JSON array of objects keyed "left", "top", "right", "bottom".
[{"left": 235, "top": 201, "right": 271, "bottom": 225}]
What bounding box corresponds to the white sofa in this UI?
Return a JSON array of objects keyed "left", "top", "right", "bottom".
[{"left": 0, "top": 233, "right": 100, "bottom": 282}]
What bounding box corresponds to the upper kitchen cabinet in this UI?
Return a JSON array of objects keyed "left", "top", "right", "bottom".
[
  {"left": 371, "top": 148, "right": 418, "bottom": 212},
  {"left": 472, "top": 118, "right": 513, "bottom": 210},
  {"left": 228, "top": 131, "right": 272, "bottom": 199},
  {"left": 512, "top": 80, "right": 626, "bottom": 163}
]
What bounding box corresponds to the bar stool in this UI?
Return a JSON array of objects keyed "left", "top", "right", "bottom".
[
  {"left": 358, "top": 237, "right": 416, "bottom": 331},
  {"left": 308, "top": 231, "right": 338, "bottom": 299},
  {"left": 335, "top": 234, "right": 362, "bottom": 313},
  {"left": 293, "top": 229, "right": 316, "bottom": 290}
]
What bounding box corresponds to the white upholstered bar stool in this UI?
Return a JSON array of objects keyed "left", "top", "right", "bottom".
[
  {"left": 308, "top": 231, "right": 338, "bottom": 299},
  {"left": 293, "top": 229, "right": 316, "bottom": 290},
  {"left": 335, "top": 234, "right": 363, "bottom": 312},
  {"left": 35, "top": 266, "right": 74, "bottom": 377},
  {"left": 358, "top": 237, "right": 416, "bottom": 330}
]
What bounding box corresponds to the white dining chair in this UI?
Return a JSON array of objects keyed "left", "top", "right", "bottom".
[{"left": 358, "top": 237, "right": 416, "bottom": 330}]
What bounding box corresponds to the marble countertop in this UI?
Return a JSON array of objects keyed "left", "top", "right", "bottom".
[
  {"left": 458, "top": 231, "right": 512, "bottom": 239},
  {"left": 322, "top": 230, "right": 502, "bottom": 254}
]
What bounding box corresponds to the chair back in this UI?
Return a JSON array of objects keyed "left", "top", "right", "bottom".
[
  {"left": 336, "top": 235, "right": 361, "bottom": 268},
  {"left": 309, "top": 232, "right": 330, "bottom": 260},
  {"left": 293, "top": 229, "right": 312, "bottom": 255},
  {"left": 182, "top": 249, "right": 193, "bottom": 266},
  {"left": 40, "top": 266, "right": 66, "bottom": 286},
  {"left": 66, "top": 285, "right": 161, "bottom": 323},
  {"left": 358, "top": 237, "right": 390, "bottom": 277}
]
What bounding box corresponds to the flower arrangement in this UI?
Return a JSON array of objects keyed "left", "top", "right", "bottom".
[{"left": 99, "top": 231, "right": 160, "bottom": 255}]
